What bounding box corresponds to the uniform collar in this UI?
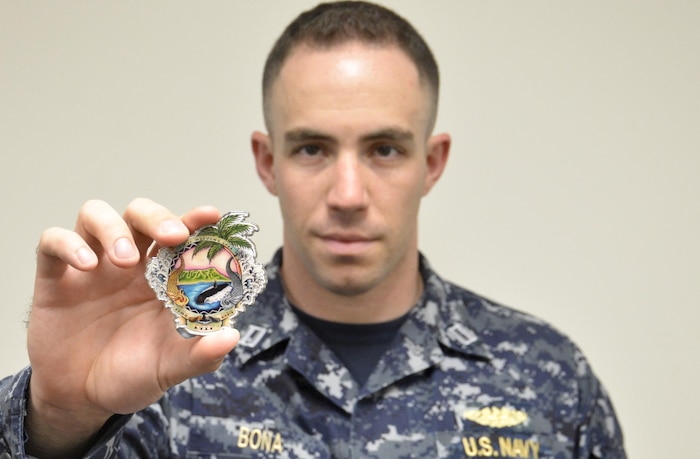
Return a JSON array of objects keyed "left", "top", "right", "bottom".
[
  {"left": 232, "top": 253, "right": 297, "bottom": 366},
  {"left": 416, "top": 255, "right": 494, "bottom": 362},
  {"left": 233, "top": 250, "right": 494, "bottom": 368}
]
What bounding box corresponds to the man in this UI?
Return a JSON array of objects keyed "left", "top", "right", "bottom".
[{"left": 0, "top": 2, "right": 626, "bottom": 458}]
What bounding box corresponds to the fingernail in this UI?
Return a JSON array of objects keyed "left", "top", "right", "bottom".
[
  {"left": 114, "top": 238, "right": 136, "bottom": 259},
  {"left": 76, "top": 247, "right": 96, "bottom": 265},
  {"left": 159, "top": 219, "right": 186, "bottom": 235}
]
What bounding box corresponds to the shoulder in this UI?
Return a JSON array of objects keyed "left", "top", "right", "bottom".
[
  {"left": 426, "top": 267, "right": 593, "bottom": 381},
  {"left": 433, "top": 281, "right": 626, "bottom": 456}
]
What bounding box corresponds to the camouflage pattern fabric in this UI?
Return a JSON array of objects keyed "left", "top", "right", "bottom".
[{"left": 0, "top": 251, "right": 626, "bottom": 458}]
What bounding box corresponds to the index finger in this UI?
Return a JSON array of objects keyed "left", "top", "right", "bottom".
[{"left": 123, "top": 198, "right": 221, "bottom": 255}]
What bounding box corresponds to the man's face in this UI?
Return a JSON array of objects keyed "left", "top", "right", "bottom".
[{"left": 254, "top": 42, "right": 449, "bottom": 300}]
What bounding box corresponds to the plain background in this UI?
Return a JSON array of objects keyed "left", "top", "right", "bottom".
[{"left": 1, "top": 1, "right": 698, "bottom": 457}]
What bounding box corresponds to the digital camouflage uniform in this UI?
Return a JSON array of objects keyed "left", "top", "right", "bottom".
[{"left": 0, "top": 251, "right": 626, "bottom": 458}]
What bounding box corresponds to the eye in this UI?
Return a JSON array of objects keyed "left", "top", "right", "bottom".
[
  {"left": 295, "top": 144, "right": 322, "bottom": 157},
  {"left": 374, "top": 144, "right": 401, "bottom": 158}
]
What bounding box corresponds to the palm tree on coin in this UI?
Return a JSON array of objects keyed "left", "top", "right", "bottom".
[{"left": 190, "top": 213, "right": 257, "bottom": 309}]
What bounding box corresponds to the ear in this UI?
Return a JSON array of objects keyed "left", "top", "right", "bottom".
[
  {"left": 422, "top": 132, "right": 451, "bottom": 196},
  {"left": 251, "top": 131, "right": 278, "bottom": 196}
]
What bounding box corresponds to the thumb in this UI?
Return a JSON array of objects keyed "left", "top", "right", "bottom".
[{"left": 162, "top": 327, "right": 240, "bottom": 388}]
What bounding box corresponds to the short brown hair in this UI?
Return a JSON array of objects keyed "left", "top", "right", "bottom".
[{"left": 262, "top": 1, "right": 440, "bottom": 131}]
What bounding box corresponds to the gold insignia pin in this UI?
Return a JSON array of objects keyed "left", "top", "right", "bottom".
[{"left": 463, "top": 406, "right": 529, "bottom": 428}]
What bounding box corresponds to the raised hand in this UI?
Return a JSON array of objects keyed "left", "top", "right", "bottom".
[{"left": 25, "top": 198, "right": 239, "bottom": 457}]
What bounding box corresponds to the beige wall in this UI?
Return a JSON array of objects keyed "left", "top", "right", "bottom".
[{"left": 1, "top": 1, "right": 698, "bottom": 457}]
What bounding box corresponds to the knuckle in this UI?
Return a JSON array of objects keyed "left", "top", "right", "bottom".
[
  {"left": 38, "top": 226, "right": 64, "bottom": 247},
  {"left": 125, "top": 197, "right": 164, "bottom": 222},
  {"left": 77, "top": 200, "right": 114, "bottom": 229},
  {"left": 127, "top": 197, "right": 151, "bottom": 209},
  {"left": 80, "top": 199, "right": 107, "bottom": 214}
]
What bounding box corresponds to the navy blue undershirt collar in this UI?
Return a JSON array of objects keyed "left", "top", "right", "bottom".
[{"left": 290, "top": 304, "right": 409, "bottom": 386}]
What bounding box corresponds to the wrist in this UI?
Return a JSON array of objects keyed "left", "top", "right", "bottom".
[{"left": 25, "top": 383, "right": 112, "bottom": 458}]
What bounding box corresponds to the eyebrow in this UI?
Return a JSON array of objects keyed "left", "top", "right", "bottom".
[
  {"left": 284, "top": 129, "right": 332, "bottom": 143},
  {"left": 361, "top": 128, "right": 414, "bottom": 143},
  {"left": 284, "top": 127, "right": 414, "bottom": 144}
]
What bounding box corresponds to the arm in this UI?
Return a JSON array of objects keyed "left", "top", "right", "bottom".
[
  {"left": 0, "top": 370, "right": 175, "bottom": 458},
  {"left": 573, "top": 349, "right": 627, "bottom": 459},
  {"left": 12, "top": 198, "right": 238, "bottom": 458}
]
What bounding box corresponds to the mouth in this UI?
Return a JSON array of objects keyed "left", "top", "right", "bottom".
[{"left": 317, "top": 233, "right": 378, "bottom": 256}]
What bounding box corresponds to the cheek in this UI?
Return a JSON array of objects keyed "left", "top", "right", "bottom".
[
  {"left": 376, "top": 176, "right": 424, "bottom": 226},
  {"left": 277, "top": 174, "right": 318, "bottom": 222},
  {"left": 394, "top": 167, "right": 427, "bottom": 204}
]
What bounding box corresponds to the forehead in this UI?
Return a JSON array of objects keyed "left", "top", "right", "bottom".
[{"left": 268, "top": 42, "right": 432, "bottom": 137}]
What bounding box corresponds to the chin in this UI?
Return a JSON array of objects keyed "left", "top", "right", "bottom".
[
  {"left": 316, "top": 267, "right": 381, "bottom": 298},
  {"left": 325, "top": 281, "right": 376, "bottom": 298}
]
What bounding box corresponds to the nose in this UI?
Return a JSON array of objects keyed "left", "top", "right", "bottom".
[{"left": 326, "top": 153, "right": 369, "bottom": 213}]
